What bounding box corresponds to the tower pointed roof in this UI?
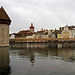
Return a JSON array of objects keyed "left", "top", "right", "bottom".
[{"left": 0, "top": 6, "right": 11, "bottom": 25}]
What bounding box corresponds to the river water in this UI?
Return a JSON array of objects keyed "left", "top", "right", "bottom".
[{"left": 0, "top": 47, "right": 75, "bottom": 75}]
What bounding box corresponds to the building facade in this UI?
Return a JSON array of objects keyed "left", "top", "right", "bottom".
[{"left": 62, "top": 25, "right": 75, "bottom": 38}]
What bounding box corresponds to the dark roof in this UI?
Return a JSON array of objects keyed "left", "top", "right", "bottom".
[
  {"left": 43, "top": 29, "right": 48, "bottom": 35},
  {"left": 15, "top": 30, "right": 36, "bottom": 37},
  {"left": 68, "top": 26, "right": 75, "bottom": 30},
  {"left": 57, "top": 31, "right": 62, "bottom": 34},
  {"left": 60, "top": 25, "right": 75, "bottom": 30},
  {"left": 0, "top": 6, "right": 11, "bottom": 21},
  {"left": 37, "top": 30, "right": 44, "bottom": 33},
  {"left": 18, "top": 30, "right": 30, "bottom": 34},
  {"left": 52, "top": 30, "right": 60, "bottom": 34}
]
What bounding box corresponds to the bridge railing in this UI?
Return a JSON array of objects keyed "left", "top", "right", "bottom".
[{"left": 10, "top": 38, "right": 75, "bottom": 42}]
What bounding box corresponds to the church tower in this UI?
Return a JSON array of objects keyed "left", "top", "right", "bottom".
[
  {"left": 0, "top": 6, "right": 11, "bottom": 47},
  {"left": 30, "top": 23, "right": 34, "bottom": 33}
]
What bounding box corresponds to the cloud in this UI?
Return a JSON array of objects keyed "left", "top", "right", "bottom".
[{"left": 0, "top": 0, "right": 75, "bottom": 33}]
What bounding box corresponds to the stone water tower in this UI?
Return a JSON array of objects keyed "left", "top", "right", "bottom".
[{"left": 0, "top": 7, "right": 11, "bottom": 47}]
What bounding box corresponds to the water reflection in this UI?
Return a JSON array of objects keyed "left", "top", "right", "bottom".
[
  {"left": 10, "top": 48, "right": 75, "bottom": 64},
  {"left": 58, "top": 48, "right": 75, "bottom": 62},
  {"left": 0, "top": 47, "right": 11, "bottom": 75},
  {"left": 30, "top": 53, "right": 35, "bottom": 66},
  {"left": 10, "top": 48, "right": 75, "bottom": 75}
]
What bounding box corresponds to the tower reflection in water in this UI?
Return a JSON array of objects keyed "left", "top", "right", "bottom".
[{"left": 0, "top": 47, "right": 11, "bottom": 75}]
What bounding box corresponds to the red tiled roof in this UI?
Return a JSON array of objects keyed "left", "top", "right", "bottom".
[
  {"left": 37, "top": 30, "right": 44, "bottom": 33},
  {"left": 18, "top": 30, "right": 30, "bottom": 34},
  {"left": 30, "top": 25, "right": 34, "bottom": 29},
  {"left": 16, "top": 30, "right": 36, "bottom": 37}
]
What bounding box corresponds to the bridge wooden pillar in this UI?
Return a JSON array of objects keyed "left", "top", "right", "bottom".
[
  {"left": 70, "top": 42, "right": 72, "bottom": 48},
  {"left": 62, "top": 42, "right": 64, "bottom": 48}
]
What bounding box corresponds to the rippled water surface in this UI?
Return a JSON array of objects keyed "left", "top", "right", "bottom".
[{"left": 0, "top": 47, "right": 75, "bottom": 75}]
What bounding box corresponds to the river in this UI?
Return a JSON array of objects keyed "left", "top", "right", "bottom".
[{"left": 0, "top": 47, "right": 75, "bottom": 75}]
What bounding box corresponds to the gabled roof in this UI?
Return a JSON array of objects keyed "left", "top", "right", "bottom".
[{"left": 0, "top": 6, "right": 11, "bottom": 21}]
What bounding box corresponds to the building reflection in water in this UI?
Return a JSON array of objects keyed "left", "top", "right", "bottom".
[
  {"left": 17, "top": 48, "right": 75, "bottom": 64},
  {"left": 0, "top": 47, "right": 11, "bottom": 75},
  {"left": 48, "top": 48, "right": 75, "bottom": 62},
  {"left": 30, "top": 53, "right": 35, "bottom": 66}
]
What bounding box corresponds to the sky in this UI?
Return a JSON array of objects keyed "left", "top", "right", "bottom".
[{"left": 0, "top": 0, "right": 75, "bottom": 33}]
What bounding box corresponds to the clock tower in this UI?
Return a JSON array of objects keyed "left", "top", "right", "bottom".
[
  {"left": 30, "top": 23, "right": 34, "bottom": 33},
  {"left": 0, "top": 6, "right": 11, "bottom": 47}
]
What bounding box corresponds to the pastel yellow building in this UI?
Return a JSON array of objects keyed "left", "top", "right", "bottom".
[{"left": 57, "top": 34, "right": 63, "bottom": 38}]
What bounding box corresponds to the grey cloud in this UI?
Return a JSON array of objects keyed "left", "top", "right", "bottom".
[{"left": 0, "top": 0, "right": 75, "bottom": 33}]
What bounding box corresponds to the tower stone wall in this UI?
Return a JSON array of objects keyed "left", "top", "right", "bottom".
[{"left": 0, "top": 24, "right": 9, "bottom": 46}]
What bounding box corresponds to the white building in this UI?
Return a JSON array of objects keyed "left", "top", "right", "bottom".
[{"left": 62, "top": 25, "right": 75, "bottom": 38}]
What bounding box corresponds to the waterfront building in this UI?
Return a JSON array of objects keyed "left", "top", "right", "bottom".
[
  {"left": 9, "top": 33, "right": 16, "bottom": 39},
  {"left": 35, "top": 30, "right": 44, "bottom": 38},
  {"left": 68, "top": 26, "right": 75, "bottom": 38},
  {"left": 71, "top": 30, "right": 75, "bottom": 38},
  {"left": 62, "top": 25, "right": 70, "bottom": 38},
  {"left": 35, "top": 29, "right": 56, "bottom": 39},
  {"left": 10, "top": 23, "right": 36, "bottom": 39},
  {"left": 57, "top": 31, "right": 63, "bottom": 38},
  {"left": 48, "top": 30, "right": 55, "bottom": 38},
  {"left": 26, "top": 33, "right": 36, "bottom": 39},
  {"left": 52, "top": 29, "right": 59, "bottom": 38},
  {"left": 0, "top": 7, "right": 11, "bottom": 46},
  {"left": 14, "top": 30, "right": 36, "bottom": 39},
  {"left": 62, "top": 25, "right": 75, "bottom": 38},
  {"left": 15, "top": 30, "right": 30, "bottom": 39},
  {"left": 36, "top": 29, "right": 49, "bottom": 39}
]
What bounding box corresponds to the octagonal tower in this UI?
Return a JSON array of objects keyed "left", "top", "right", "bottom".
[{"left": 0, "top": 6, "right": 11, "bottom": 47}]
